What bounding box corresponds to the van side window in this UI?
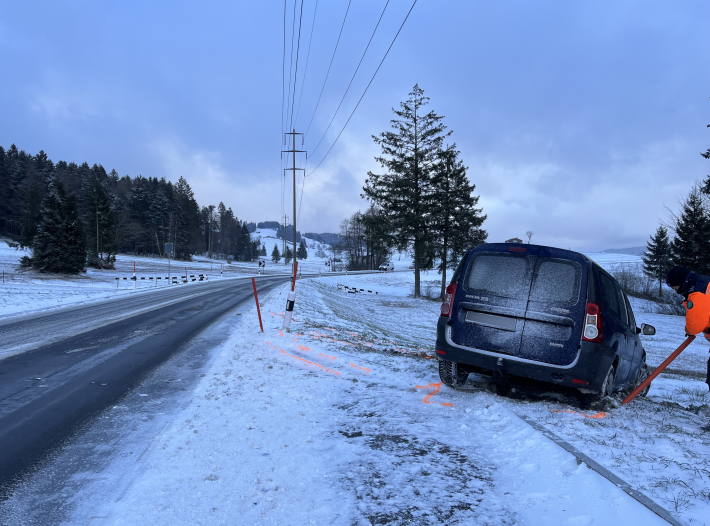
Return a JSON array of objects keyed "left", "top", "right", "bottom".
[
  {"left": 617, "top": 286, "right": 629, "bottom": 328},
  {"left": 599, "top": 273, "right": 621, "bottom": 321},
  {"left": 623, "top": 293, "right": 635, "bottom": 329}
]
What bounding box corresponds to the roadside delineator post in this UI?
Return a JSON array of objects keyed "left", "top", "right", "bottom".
[
  {"left": 251, "top": 277, "right": 264, "bottom": 333},
  {"left": 622, "top": 335, "right": 696, "bottom": 405},
  {"left": 283, "top": 261, "right": 299, "bottom": 331}
]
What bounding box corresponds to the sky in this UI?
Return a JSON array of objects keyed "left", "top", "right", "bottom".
[{"left": 1, "top": 0, "right": 709, "bottom": 251}]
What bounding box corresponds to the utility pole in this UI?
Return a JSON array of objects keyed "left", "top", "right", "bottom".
[
  {"left": 281, "top": 129, "right": 305, "bottom": 331},
  {"left": 282, "top": 129, "right": 305, "bottom": 276}
]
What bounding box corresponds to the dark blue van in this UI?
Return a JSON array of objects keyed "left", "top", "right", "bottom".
[{"left": 435, "top": 243, "right": 655, "bottom": 399}]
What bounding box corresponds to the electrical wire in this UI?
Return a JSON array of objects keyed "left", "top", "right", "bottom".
[
  {"left": 294, "top": 0, "right": 320, "bottom": 126},
  {"left": 285, "top": 0, "right": 297, "bottom": 131},
  {"left": 281, "top": 0, "right": 287, "bottom": 134},
  {"left": 303, "top": 0, "right": 352, "bottom": 137},
  {"left": 310, "top": 0, "right": 390, "bottom": 156},
  {"left": 289, "top": 0, "right": 305, "bottom": 131},
  {"left": 309, "top": 0, "right": 418, "bottom": 177}
]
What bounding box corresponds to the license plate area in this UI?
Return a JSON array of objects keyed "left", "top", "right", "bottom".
[{"left": 465, "top": 310, "right": 518, "bottom": 332}]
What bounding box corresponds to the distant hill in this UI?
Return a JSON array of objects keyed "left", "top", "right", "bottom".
[
  {"left": 303, "top": 232, "right": 343, "bottom": 247},
  {"left": 601, "top": 246, "right": 645, "bottom": 256}
]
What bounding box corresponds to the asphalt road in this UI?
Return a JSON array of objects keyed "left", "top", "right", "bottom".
[{"left": 0, "top": 275, "right": 287, "bottom": 490}]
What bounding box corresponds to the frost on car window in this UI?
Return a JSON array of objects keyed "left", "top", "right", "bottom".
[
  {"left": 530, "top": 260, "right": 580, "bottom": 304},
  {"left": 467, "top": 255, "right": 528, "bottom": 298}
]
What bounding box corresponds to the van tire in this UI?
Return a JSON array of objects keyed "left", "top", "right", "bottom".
[
  {"left": 580, "top": 364, "right": 616, "bottom": 408},
  {"left": 600, "top": 364, "right": 616, "bottom": 397},
  {"left": 439, "top": 359, "right": 468, "bottom": 388}
]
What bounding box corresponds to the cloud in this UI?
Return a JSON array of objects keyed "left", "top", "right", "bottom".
[{"left": 469, "top": 138, "right": 698, "bottom": 250}]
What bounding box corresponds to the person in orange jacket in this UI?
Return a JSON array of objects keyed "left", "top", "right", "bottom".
[{"left": 666, "top": 266, "right": 710, "bottom": 390}]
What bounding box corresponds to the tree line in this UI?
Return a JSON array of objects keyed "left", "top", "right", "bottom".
[
  {"left": 343, "top": 85, "right": 487, "bottom": 298},
  {"left": 0, "top": 145, "right": 259, "bottom": 273},
  {"left": 643, "top": 119, "right": 710, "bottom": 292}
]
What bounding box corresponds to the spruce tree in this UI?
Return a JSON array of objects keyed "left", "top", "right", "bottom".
[
  {"left": 284, "top": 246, "right": 293, "bottom": 264},
  {"left": 363, "top": 84, "right": 450, "bottom": 297},
  {"left": 671, "top": 187, "right": 710, "bottom": 274},
  {"left": 297, "top": 240, "right": 308, "bottom": 260},
  {"left": 642, "top": 225, "right": 672, "bottom": 296},
  {"left": 271, "top": 245, "right": 281, "bottom": 263},
  {"left": 260, "top": 245, "right": 267, "bottom": 257},
  {"left": 32, "top": 180, "right": 86, "bottom": 273},
  {"left": 430, "top": 144, "right": 487, "bottom": 297}
]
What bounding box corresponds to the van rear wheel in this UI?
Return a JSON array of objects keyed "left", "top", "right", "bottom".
[{"left": 439, "top": 359, "right": 468, "bottom": 388}]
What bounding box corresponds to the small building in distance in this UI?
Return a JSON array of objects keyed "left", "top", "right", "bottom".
[{"left": 505, "top": 237, "right": 523, "bottom": 244}]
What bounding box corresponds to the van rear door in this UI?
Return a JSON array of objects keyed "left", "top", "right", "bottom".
[
  {"left": 450, "top": 250, "right": 532, "bottom": 357},
  {"left": 519, "top": 256, "right": 586, "bottom": 366}
]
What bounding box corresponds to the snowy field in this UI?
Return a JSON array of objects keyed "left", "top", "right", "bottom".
[
  {"left": 0, "top": 238, "right": 308, "bottom": 318},
  {"left": 27, "top": 264, "right": 707, "bottom": 526}
]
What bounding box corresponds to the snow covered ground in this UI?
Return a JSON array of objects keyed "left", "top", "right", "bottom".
[
  {"left": 30, "top": 262, "right": 707, "bottom": 526},
  {"left": 0, "top": 239, "right": 292, "bottom": 318}
]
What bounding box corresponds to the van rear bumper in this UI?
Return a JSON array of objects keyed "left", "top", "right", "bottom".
[{"left": 436, "top": 320, "right": 614, "bottom": 393}]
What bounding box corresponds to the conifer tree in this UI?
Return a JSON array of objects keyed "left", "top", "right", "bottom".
[
  {"left": 260, "top": 245, "right": 267, "bottom": 257},
  {"left": 430, "top": 144, "right": 487, "bottom": 297},
  {"left": 271, "top": 245, "right": 281, "bottom": 263},
  {"left": 297, "top": 240, "right": 308, "bottom": 260},
  {"left": 284, "top": 246, "right": 293, "bottom": 264},
  {"left": 671, "top": 187, "right": 710, "bottom": 274},
  {"left": 363, "top": 84, "right": 450, "bottom": 297},
  {"left": 643, "top": 225, "right": 672, "bottom": 296},
  {"left": 32, "top": 180, "right": 85, "bottom": 273},
  {"left": 82, "top": 164, "right": 117, "bottom": 268}
]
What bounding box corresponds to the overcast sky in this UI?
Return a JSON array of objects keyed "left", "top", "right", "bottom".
[{"left": 1, "top": 1, "right": 709, "bottom": 250}]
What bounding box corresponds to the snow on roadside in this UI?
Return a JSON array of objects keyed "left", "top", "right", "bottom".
[{"left": 66, "top": 274, "right": 679, "bottom": 525}]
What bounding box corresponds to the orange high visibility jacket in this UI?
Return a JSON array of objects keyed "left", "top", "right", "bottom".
[{"left": 685, "top": 282, "right": 710, "bottom": 335}]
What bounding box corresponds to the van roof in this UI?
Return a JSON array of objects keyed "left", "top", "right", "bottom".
[{"left": 470, "top": 243, "right": 592, "bottom": 265}]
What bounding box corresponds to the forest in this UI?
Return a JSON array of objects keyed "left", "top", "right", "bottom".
[{"left": 0, "top": 145, "right": 259, "bottom": 272}]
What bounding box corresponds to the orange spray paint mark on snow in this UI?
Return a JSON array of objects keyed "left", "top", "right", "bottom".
[
  {"left": 348, "top": 362, "right": 372, "bottom": 374},
  {"left": 551, "top": 409, "right": 608, "bottom": 420},
  {"left": 415, "top": 383, "right": 454, "bottom": 407},
  {"left": 278, "top": 349, "right": 342, "bottom": 376}
]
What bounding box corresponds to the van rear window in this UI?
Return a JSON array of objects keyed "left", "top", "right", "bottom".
[
  {"left": 529, "top": 260, "right": 580, "bottom": 304},
  {"left": 466, "top": 255, "right": 528, "bottom": 298}
]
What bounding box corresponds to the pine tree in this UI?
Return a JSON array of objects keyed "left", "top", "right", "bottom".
[
  {"left": 260, "top": 244, "right": 267, "bottom": 257},
  {"left": 32, "top": 179, "right": 85, "bottom": 273},
  {"left": 671, "top": 187, "right": 710, "bottom": 274},
  {"left": 363, "top": 85, "right": 450, "bottom": 297},
  {"left": 297, "top": 240, "right": 308, "bottom": 260},
  {"left": 271, "top": 245, "right": 281, "bottom": 263},
  {"left": 20, "top": 151, "right": 53, "bottom": 247},
  {"left": 284, "top": 246, "right": 293, "bottom": 264},
  {"left": 81, "top": 164, "right": 117, "bottom": 268},
  {"left": 430, "top": 144, "right": 487, "bottom": 297},
  {"left": 643, "top": 225, "right": 672, "bottom": 296}
]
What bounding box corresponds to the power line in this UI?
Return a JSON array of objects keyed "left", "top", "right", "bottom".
[
  {"left": 289, "top": 0, "right": 305, "bottom": 131},
  {"left": 303, "top": 0, "right": 352, "bottom": 137},
  {"left": 285, "top": 0, "right": 297, "bottom": 131},
  {"left": 310, "top": 0, "right": 390, "bottom": 156},
  {"left": 310, "top": 0, "right": 418, "bottom": 176},
  {"left": 281, "top": 0, "right": 287, "bottom": 133},
  {"left": 294, "top": 0, "right": 320, "bottom": 126}
]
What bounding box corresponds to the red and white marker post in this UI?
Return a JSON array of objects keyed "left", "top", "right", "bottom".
[
  {"left": 283, "top": 261, "right": 299, "bottom": 331},
  {"left": 251, "top": 277, "right": 264, "bottom": 333}
]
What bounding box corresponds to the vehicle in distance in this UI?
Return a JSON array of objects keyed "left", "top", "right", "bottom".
[
  {"left": 378, "top": 262, "right": 394, "bottom": 272},
  {"left": 436, "top": 243, "right": 655, "bottom": 399}
]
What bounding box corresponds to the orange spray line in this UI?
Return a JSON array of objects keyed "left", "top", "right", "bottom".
[{"left": 622, "top": 335, "right": 696, "bottom": 405}]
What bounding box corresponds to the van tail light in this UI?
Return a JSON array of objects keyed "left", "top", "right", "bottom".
[
  {"left": 582, "top": 302, "right": 603, "bottom": 342},
  {"left": 440, "top": 282, "right": 457, "bottom": 317}
]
